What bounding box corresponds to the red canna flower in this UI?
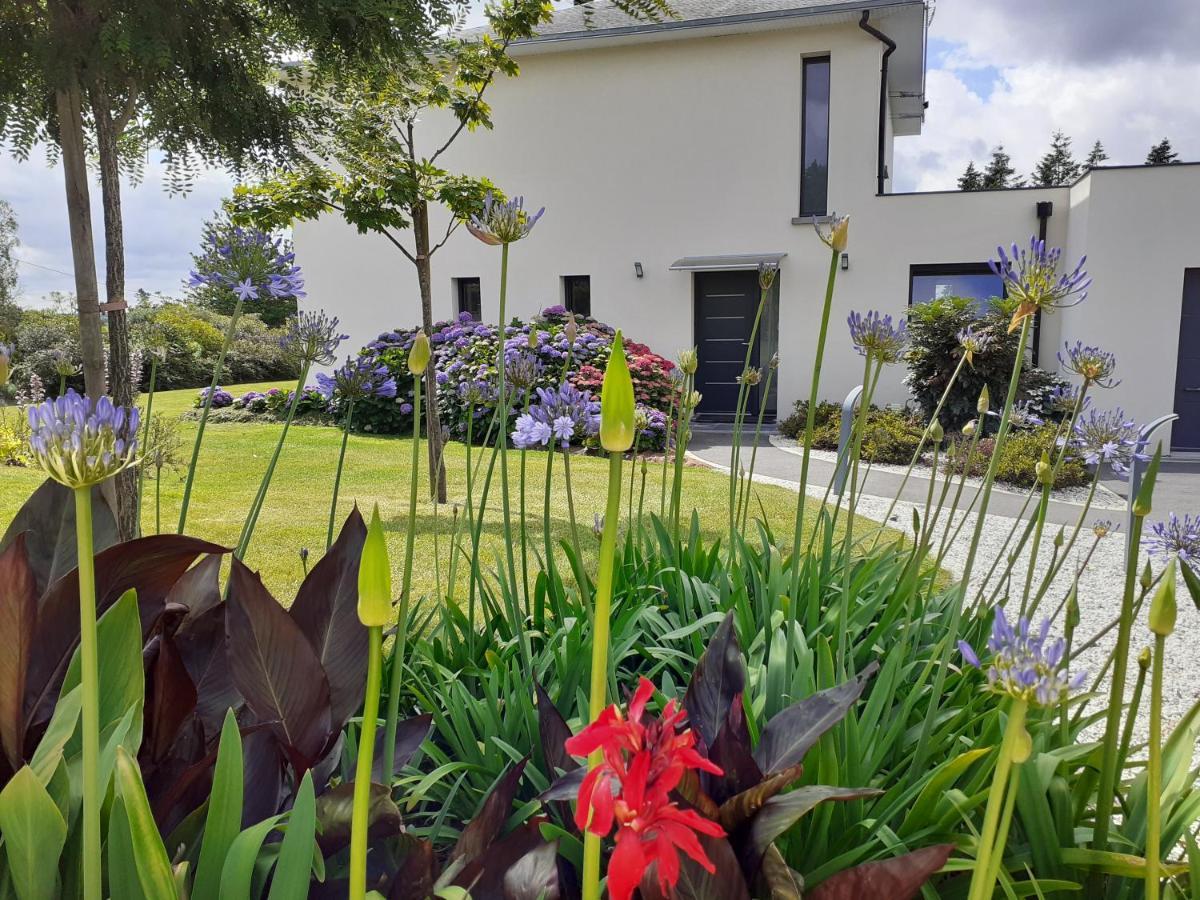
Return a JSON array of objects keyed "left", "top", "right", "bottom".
[{"left": 566, "top": 678, "right": 726, "bottom": 900}]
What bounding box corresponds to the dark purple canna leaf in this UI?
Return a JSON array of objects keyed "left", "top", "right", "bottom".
[
  {"left": 684, "top": 612, "right": 747, "bottom": 751},
  {"left": 746, "top": 786, "right": 882, "bottom": 870},
  {"left": 758, "top": 843, "right": 802, "bottom": 900},
  {"left": 535, "top": 681, "right": 578, "bottom": 777},
  {"left": 290, "top": 506, "right": 368, "bottom": 727},
  {"left": 716, "top": 763, "right": 804, "bottom": 833},
  {"left": 807, "top": 844, "right": 955, "bottom": 900},
  {"left": 316, "top": 781, "right": 401, "bottom": 854},
  {"left": 640, "top": 832, "right": 752, "bottom": 900},
  {"left": 0, "top": 480, "right": 118, "bottom": 595},
  {"left": 451, "top": 759, "right": 528, "bottom": 866},
  {"left": 752, "top": 662, "right": 879, "bottom": 775},
  {"left": 453, "top": 821, "right": 546, "bottom": 900},
  {"left": 388, "top": 834, "right": 438, "bottom": 900},
  {"left": 503, "top": 840, "right": 561, "bottom": 900},
  {"left": 167, "top": 554, "right": 222, "bottom": 622},
  {"left": 174, "top": 602, "right": 239, "bottom": 742},
  {"left": 0, "top": 535, "right": 38, "bottom": 770},
  {"left": 24, "top": 535, "right": 224, "bottom": 734},
  {"left": 225, "top": 559, "right": 332, "bottom": 772},
  {"left": 144, "top": 631, "right": 198, "bottom": 762},
  {"left": 706, "top": 695, "right": 761, "bottom": 803},
  {"left": 240, "top": 727, "right": 286, "bottom": 827},
  {"left": 373, "top": 713, "right": 432, "bottom": 781},
  {"left": 541, "top": 765, "right": 585, "bottom": 803}
]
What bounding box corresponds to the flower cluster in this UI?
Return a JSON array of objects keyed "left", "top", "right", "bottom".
[
  {"left": 233, "top": 390, "right": 269, "bottom": 413},
  {"left": 316, "top": 356, "right": 398, "bottom": 404},
  {"left": 512, "top": 382, "right": 600, "bottom": 449},
  {"left": 959, "top": 608, "right": 1085, "bottom": 707},
  {"left": 467, "top": 193, "right": 545, "bottom": 245},
  {"left": 565, "top": 678, "right": 725, "bottom": 900},
  {"left": 47, "top": 348, "right": 79, "bottom": 379},
  {"left": 1045, "top": 383, "right": 1089, "bottom": 417},
  {"left": 196, "top": 386, "right": 234, "bottom": 409},
  {"left": 1147, "top": 513, "right": 1200, "bottom": 569},
  {"left": 987, "top": 399, "right": 1044, "bottom": 429},
  {"left": 1062, "top": 407, "right": 1148, "bottom": 475},
  {"left": 956, "top": 324, "right": 995, "bottom": 365},
  {"left": 186, "top": 226, "right": 305, "bottom": 303},
  {"left": 27, "top": 390, "right": 140, "bottom": 488},
  {"left": 847, "top": 310, "right": 908, "bottom": 363},
  {"left": 280, "top": 310, "right": 347, "bottom": 367},
  {"left": 1058, "top": 341, "right": 1119, "bottom": 388},
  {"left": 989, "top": 238, "right": 1090, "bottom": 332}
]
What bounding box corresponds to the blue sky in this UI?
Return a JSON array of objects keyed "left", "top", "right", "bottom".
[{"left": 3, "top": 0, "right": 1197, "bottom": 303}]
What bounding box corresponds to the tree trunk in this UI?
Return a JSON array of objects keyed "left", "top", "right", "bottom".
[
  {"left": 54, "top": 81, "right": 106, "bottom": 398},
  {"left": 91, "top": 82, "right": 139, "bottom": 540},
  {"left": 413, "top": 200, "right": 448, "bottom": 503}
]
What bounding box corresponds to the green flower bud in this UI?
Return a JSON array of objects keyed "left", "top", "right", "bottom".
[
  {"left": 565, "top": 318, "right": 578, "bottom": 344},
  {"left": 963, "top": 419, "right": 977, "bottom": 438},
  {"left": 1036, "top": 450, "right": 1052, "bottom": 486},
  {"left": 1141, "top": 558, "right": 1153, "bottom": 591},
  {"left": 1011, "top": 721, "right": 1032, "bottom": 763},
  {"left": 977, "top": 385, "right": 990, "bottom": 415},
  {"left": 1053, "top": 527, "right": 1064, "bottom": 548},
  {"left": 927, "top": 419, "right": 944, "bottom": 442},
  {"left": 408, "top": 331, "right": 431, "bottom": 376},
  {"left": 527, "top": 329, "right": 539, "bottom": 349},
  {"left": 600, "top": 330, "right": 635, "bottom": 453},
  {"left": 687, "top": 390, "right": 702, "bottom": 411},
  {"left": 1065, "top": 580, "right": 1080, "bottom": 629},
  {"left": 678, "top": 348, "right": 698, "bottom": 376},
  {"left": 1149, "top": 557, "right": 1177, "bottom": 637},
  {"left": 1138, "top": 646, "right": 1152, "bottom": 671},
  {"left": 357, "top": 504, "right": 392, "bottom": 627}
]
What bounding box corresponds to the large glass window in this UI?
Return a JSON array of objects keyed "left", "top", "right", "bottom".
[
  {"left": 800, "top": 56, "right": 830, "bottom": 217},
  {"left": 909, "top": 264, "right": 1004, "bottom": 313},
  {"left": 455, "top": 277, "right": 481, "bottom": 319},
  {"left": 563, "top": 275, "right": 591, "bottom": 317}
]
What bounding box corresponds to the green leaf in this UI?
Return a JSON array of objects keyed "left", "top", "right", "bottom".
[
  {"left": 1178, "top": 559, "right": 1200, "bottom": 611},
  {"left": 107, "top": 797, "right": 147, "bottom": 900},
  {"left": 748, "top": 786, "right": 881, "bottom": 866},
  {"left": 220, "top": 815, "right": 285, "bottom": 899},
  {"left": 193, "top": 709, "right": 245, "bottom": 900},
  {"left": 0, "top": 766, "right": 66, "bottom": 900},
  {"left": 114, "top": 746, "right": 180, "bottom": 899},
  {"left": 267, "top": 771, "right": 317, "bottom": 900},
  {"left": 1059, "top": 848, "right": 1187, "bottom": 879}
]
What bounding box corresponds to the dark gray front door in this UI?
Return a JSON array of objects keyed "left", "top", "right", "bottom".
[
  {"left": 694, "top": 270, "right": 761, "bottom": 421},
  {"left": 1173, "top": 269, "right": 1200, "bottom": 451}
]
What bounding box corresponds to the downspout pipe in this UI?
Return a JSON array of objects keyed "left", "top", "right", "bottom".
[
  {"left": 1032, "top": 200, "right": 1053, "bottom": 365},
  {"left": 858, "top": 11, "right": 896, "bottom": 196}
]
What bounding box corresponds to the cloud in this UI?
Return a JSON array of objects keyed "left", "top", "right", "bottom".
[{"left": 894, "top": 0, "right": 1200, "bottom": 191}]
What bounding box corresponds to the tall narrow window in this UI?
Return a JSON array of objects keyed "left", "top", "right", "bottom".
[
  {"left": 455, "top": 277, "right": 481, "bottom": 319},
  {"left": 563, "top": 275, "right": 591, "bottom": 317},
  {"left": 800, "top": 56, "right": 830, "bottom": 217}
]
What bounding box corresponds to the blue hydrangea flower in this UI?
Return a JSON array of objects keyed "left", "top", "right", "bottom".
[
  {"left": 1146, "top": 513, "right": 1200, "bottom": 569},
  {"left": 1062, "top": 407, "right": 1148, "bottom": 475},
  {"left": 959, "top": 607, "right": 1085, "bottom": 707},
  {"left": 1058, "top": 341, "right": 1119, "bottom": 388},
  {"left": 847, "top": 310, "right": 908, "bottom": 363},
  {"left": 279, "top": 310, "right": 347, "bottom": 366},
  {"left": 27, "top": 390, "right": 140, "bottom": 488}
]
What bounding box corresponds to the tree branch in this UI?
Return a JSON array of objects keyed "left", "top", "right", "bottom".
[
  {"left": 429, "top": 218, "right": 460, "bottom": 256},
  {"left": 112, "top": 79, "right": 139, "bottom": 136},
  {"left": 380, "top": 228, "right": 417, "bottom": 264},
  {"left": 428, "top": 38, "right": 512, "bottom": 164}
]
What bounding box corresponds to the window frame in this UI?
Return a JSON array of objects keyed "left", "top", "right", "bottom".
[
  {"left": 907, "top": 263, "right": 1005, "bottom": 308},
  {"left": 562, "top": 274, "right": 591, "bottom": 317},
  {"left": 799, "top": 55, "right": 831, "bottom": 218},
  {"left": 455, "top": 276, "right": 482, "bottom": 320}
]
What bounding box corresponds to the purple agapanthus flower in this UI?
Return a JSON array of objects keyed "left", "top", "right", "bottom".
[
  {"left": 467, "top": 192, "right": 545, "bottom": 245},
  {"left": 316, "top": 356, "right": 398, "bottom": 403},
  {"left": 506, "top": 350, "right": 543, "bottom": 392},
  {"left": 1062, "top": 407, "right": 1148, "bottom": 476},
  {"left": 847, "top": 310, "right": 908, "bottom": 363},
  {"left": 959, "top": 606, "right": 1085, "bottom": 708},
  {"left": 511, "top": 382, "right": 599, "bottom": 448},
  {"left": 1045, "top": 383, "right": 1089, "bottom": 417},
  {"left": 279, "top": 310, "right": 348, "bottom": 366},
  {"left": 1146, "top": 513, "right": 1200, "bottom": 570},
  {"left": 185, "top": 225, "right": 305, "bottom": 304},
  {"left": 989, "top": 238, "right": 1090, "bottom": 324},
  {"left": 956, "top": 324, "right": 995, "bottom": 363},
  {"left": 1058, "top": 341, "right": 1119, "bottom": 388},
  {"left": 26, "top": 390, "right": 140, "bottom": 488},
  {"left": 987, "top": 399, "right": 1044, "bottom": 429}
]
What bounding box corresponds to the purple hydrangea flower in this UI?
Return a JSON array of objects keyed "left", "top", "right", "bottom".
[
  {"left": 847, "top": 310, "right": 908, "bottom": 363},
  {"left": 27, "top": 390, "right": 140, "bottom": 488},
  {"left": 400, "top": 402, "right": 413, "bottom": 414},
  {"left": 198, "top": 386, "right": 234, "bottom": 408},
  {"left": 1058, "top": 341, "right": 1119, "bottom": 388},
  {"left": 959, "top": 607, "right": 1085, "bottom": 708},
  {"left": 1063, "top": 407, "right": 1148, "bottom": 475},
  {"left": 279, "top": 310, "right": 348, "bottom": 366},
  {"left": 1146, "top": 513, "right": 1200, "bottom": 569}
]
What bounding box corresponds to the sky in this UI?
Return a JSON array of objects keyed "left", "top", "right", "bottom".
[{"left": 2, "top": 0, "right": 1197, "bottom": 303}]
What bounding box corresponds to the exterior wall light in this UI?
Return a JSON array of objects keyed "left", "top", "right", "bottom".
[
  {"left": 840, "top": 252, "right": 849, "bottom": 271},
  {"left": 634, "top": 261, "right": 644, "bottom": 278}
]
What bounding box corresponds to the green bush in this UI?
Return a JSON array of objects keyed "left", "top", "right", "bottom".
[
  {"left": 778, "top": 399, "right": 924, "bottom": 464},
  {"left": 944, "top": 423, "right": 1089, "bottom": 489},
  {"left": 905, "top": 295, "right": 1068, "bottom": 431}
]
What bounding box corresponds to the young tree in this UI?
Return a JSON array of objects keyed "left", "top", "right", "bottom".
[
  {"left": 1145, "top": 138, "right": 1180, "bottom": 165},
  {"left": 1031, "top": 130, "right": 1080, "bottom": 186},
  {"left": 957, "top": 160, "right": 983, "bottom": 191},
  {"left": 1085, "top": 139, "right": 1109, "bottom": 168},
  {"left": 231, "top": 1, "right": 569, "bottom": 502},
  {"left": 981, "top": 145, "right": 1025, "bottom": 189}
]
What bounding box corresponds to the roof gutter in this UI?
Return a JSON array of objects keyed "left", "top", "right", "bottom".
[{"left": 857, "top": 10, "right": 896, "bottom": 196}]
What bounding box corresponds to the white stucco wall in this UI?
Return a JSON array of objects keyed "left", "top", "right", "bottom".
[{"left": 295, "top": 15, "right": 1199, "bottom": 445}]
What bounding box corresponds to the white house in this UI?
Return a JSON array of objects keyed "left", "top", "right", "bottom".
[{"left": 295, "top": 0, "right": 1200, "bottom": 452}]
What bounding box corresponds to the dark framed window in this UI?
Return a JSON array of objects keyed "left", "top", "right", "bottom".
[
  {"left": 563, "top": 275, "right": 591, "bottom": 317},
  {"left": 909, "top": 263, "right": 1004, "bottom": 313},
  {"left": 455, "top": 277, "right": 481, "bottom": 319},
  {"left": 799, "top": 56, "right": 830, "bottom": 217}
]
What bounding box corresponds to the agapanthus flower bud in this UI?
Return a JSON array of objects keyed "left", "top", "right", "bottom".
[
  {"left": 678, "top": 348, "right": 698, "bottom": 376},
  {"left": 1149, "top": 557, "right": 1177, "bottom": 637},
  {"left": 600, "top": 331, "right": 635, "bottom": 453},
  {"left": 1053, "top": 527, "right": 1064, "bottom": 548},
  {"left": 357, "top": 504, "right": 392, "bottom": 627},
  {"left": 977, "top": 385, "right": 990, "bottom": 415},
  {"left": 1141, "top": 558, "right": 1154, "bottom": 591},
  {"left": 48, "top": 348, "right": 78, "bottom": 379},
  {"left": 1036, "top": 450, "right": 1052, "bottom": 486},
  {"left": 527, "top": 329, "right": 540, "bottom": 349},
  {"left": 758, "top": 260, "right": 779, "bottom": 291},
  {"left": 27, "top": 390, "right": 140, "bottom": 488},
  {"left": 814, "top": 214, "right": 850, "bottom": 252},
  {"left": 686, "top": 390, "right": 703, "bottom": 411},
  {"left": 1065, "top": 582, "right": 1080, "bottom": 629},
  {"left": 408, "top": 331, "right": 431, "bottom": 376},
  {"left": 1138, "top": 646, "right": 1152, "bottom": 671},
  {"left": 963, "top": 419, "right": 977, "bottom": 437},
  {"left": 927, "top": 419, "right": 944, "bottom": 442},
  {"left": 565, "top": 318, "right": 578, "bottom": 344}
]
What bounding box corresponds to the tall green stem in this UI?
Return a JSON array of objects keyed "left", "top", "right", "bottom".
[
  {"left": 738, "top": 364, "right": 776, "bottom": 532},
  {"left": 236, "top": 362, "right": 310, "bottom": 559},
  {"left": 326, "top": 401, "right": 354, "bottom": 551},
  {"left": 728, "top": 286, "right": 768, "bottom": 549},
  {"left": 1145, "top": 633, "right": 1165, "bottom": 900},
  {"left": 382, "top": 373, "right": 422, "bottom": 782},
  {"left": 582, "top": 451, "right": 625, "bottom": 900},
  {"left": 134, "top": 356, "right": 158, "bottom": 537},
  {"left": 178, "top": 298, "right": 244, "bottom": 532},
  {"left": 74, "top": 487, "right": 102, "bottom": 900},
  {"left": 968, "top": 698, "right": 1028, "bottom": 900},
  {"left": 349, "top": 626, "right": 383, "bottom": 899}
]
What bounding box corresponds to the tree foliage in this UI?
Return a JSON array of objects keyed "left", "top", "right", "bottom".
[
  {"left": 956, "top": 161, "right": 983, "bottom": 191},
  {"left": 1145, "top": 138, "right": 1180, "bottom": 165},
  {"left": 1030, "top": 130, "right": 1080, "bottom": 186},
  {"left": 981, "top": 145, "right": 1024, "bottom": 189},
  {"left": 1085, "top": 139, "right": 1109, "bottom": 168}
]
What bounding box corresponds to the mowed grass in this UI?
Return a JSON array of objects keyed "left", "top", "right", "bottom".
[{"left": 1, "top": 382, "right": 864, "bottom": 601}]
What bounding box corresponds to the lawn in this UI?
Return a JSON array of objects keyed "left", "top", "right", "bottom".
[{"left": 1, "top": 381, "right": 852, "bottom": 600}]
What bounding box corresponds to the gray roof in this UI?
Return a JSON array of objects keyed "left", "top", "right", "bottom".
[{"left": 501, "top": 0, "right": 922, "bottom": 44}]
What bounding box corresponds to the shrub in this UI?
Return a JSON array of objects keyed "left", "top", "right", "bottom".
[
  {"left": 944, "top": 422, "right": 1089, "bottom": 489},
  {"left": 779, "top": 399, "right": 924, "bottom": 464},
  {"left": 905, "top": 295, "right": 1068, "bottom": 431}
]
